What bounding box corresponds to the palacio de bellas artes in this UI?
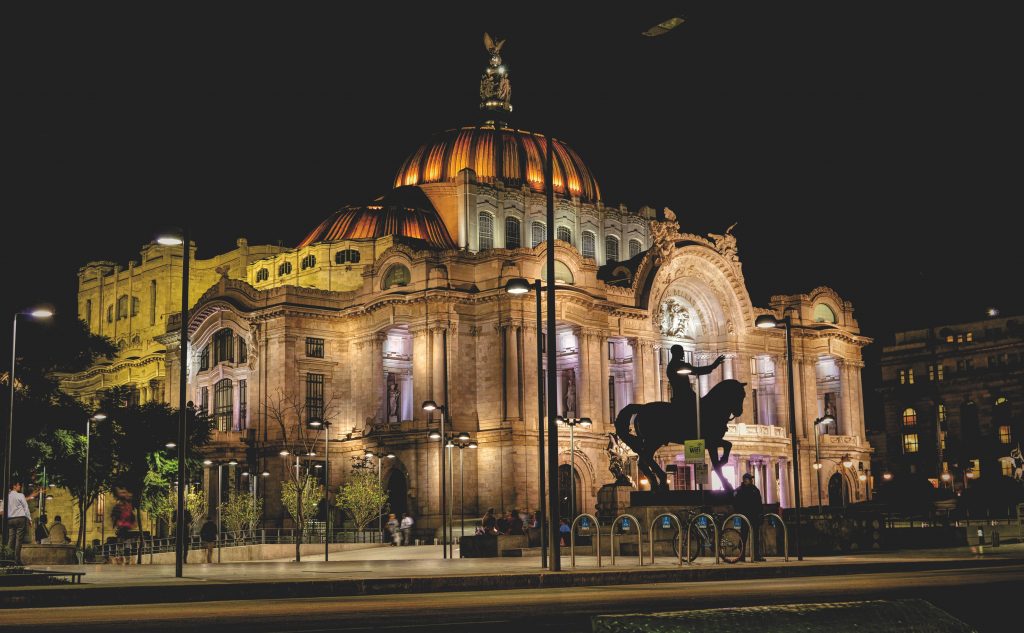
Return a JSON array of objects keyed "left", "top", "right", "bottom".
[{"left": 56, "top": 36, "right": 874, "bottom": 539}]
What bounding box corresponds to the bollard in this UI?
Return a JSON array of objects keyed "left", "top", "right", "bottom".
[
  {"left": 992, "top": 531, "right": 1000, "bottom": 547},
  {"left": 415, "top": 539, "right": 421, "bottom": 546}
]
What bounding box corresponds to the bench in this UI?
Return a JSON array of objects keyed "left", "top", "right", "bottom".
[{"left": 24, "top": 570, "right": 86, "bottom": 584}]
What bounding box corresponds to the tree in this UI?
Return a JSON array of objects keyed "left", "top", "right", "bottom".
[
  {"left": 264, "top": 387, "right": 338, "bottom": 562},
  {"left": 282, "top": 475, "right": 323, "bottom": 542},
  {"left": 220, "top": 491, "right": 262, "bottom": 540},
  {"left": 337, "top": 456, "right": 389, "bottom": 531}
]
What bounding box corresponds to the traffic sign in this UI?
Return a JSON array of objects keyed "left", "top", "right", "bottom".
[{"left": 693, "top": 463, "right": 709, "bottom": 485}]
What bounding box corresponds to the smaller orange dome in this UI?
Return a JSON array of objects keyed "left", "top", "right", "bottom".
[{"left": 298, "top": 186, "right": 456, "bottom": 250}]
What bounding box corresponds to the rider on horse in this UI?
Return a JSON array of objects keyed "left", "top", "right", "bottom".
[{"left": 667, "top": 345, "right": 725, "bottom": 415}]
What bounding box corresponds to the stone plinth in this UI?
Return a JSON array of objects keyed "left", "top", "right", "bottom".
[{"left": 21, "top": 544, "right": 78, "bottom": 565}]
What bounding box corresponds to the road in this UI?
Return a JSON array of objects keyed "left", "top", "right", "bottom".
[{"left": 3, "top": 563, "right": 1019, "bottom": 632}]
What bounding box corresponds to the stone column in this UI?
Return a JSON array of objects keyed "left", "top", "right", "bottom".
[
  {"left": 766, "top": 458, "right": 778, "bottom": 505},
  {"left": 840, "top": 360, "right": 855, "bottom": 437},
  {"left": 432, "top": 327, "right": 445, "bottom": 405},
  {"left": 738, "top": 456, "right": 750, "bottom": 481},
  {"left": 504, "top": 325, "right": 521, "bottom": 420},
  {"left": 599, "top": 335, "right": 611, "bottom": 427},
  {"left": 411, "top": 328, "right": 430, "bottom": 423},
  {"left": 628, "top": 337, "right": 644, "bottom": 405},
  {"left": 723, "top": 355, "right": 735, "bottom": 380},
  {"left": 370, "top": 333, "right": 386, "bottom": 425},
  {"left": 773, "top": 355, "right": 789, "bottom": 431},
  {"left": 574, "top": 327, "right": 590, "bottom": 420}
]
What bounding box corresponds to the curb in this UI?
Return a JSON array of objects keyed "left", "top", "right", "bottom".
[{"left": 0, "top": 556, "right": 1019, "bottom": 609}]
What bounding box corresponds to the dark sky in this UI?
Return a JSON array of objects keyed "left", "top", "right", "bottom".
[{"left": 5, "top": 4, "right": 1021, "bottom": 422}]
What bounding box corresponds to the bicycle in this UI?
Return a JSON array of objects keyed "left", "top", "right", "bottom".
[{"left": 669, "top": 509, "right": 745, "bottom": 564}]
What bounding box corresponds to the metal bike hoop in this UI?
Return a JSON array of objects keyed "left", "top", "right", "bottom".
[
  {"left": 761, "top": 512, "right": 789, "bottom": 562},
  {"left": 570, "top": 513, "right": 602, "bottom": 568},
  {"left": 686, "top": 513, "right": 720, "bottom": 565},
  {"left": 721, "top": 513, "right": 755, "bottom": 563},
  {"left": 610, "top": 513, "right": 643, "bottom": 567},
  {"left": 648, "top": 513, "right": 684, "bottom": 566}
]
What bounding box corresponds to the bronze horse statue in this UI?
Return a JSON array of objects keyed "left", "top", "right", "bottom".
[{"left": 613, "top": 379, "right": 747, "bottom": 493}]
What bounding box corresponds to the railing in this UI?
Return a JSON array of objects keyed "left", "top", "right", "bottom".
[
  {"left": 610, "top": 514, "right": 642, "bottom": 567},
  {"left": 648, "top": 513, "right": 683, "bottom": 566},
  {"left": 99, "top": 527, "right": 382, "bottom": 561},
  {"left": 685, "top": 513, "right": 719, "bottom": 565},
  {"left": 762, "top": 513, "right": 789, "bottom": 562},
  {"left": 570, "top": 514, "right": 602, "bottom": 568},
  {"left": 721, "top": 513, "right": 755, "bottom": 563}
]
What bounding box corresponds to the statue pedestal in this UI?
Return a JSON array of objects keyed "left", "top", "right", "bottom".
[
  {"left": 596, "top": 483, "right": 634, "bottom": 523},
  {"left": 630, "top": 489, "right": 733, "bottom": 508}
]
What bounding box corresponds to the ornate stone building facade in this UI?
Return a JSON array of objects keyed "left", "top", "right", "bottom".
[{"left": 61, "top": 41, "right": 873, "bottom": 533}]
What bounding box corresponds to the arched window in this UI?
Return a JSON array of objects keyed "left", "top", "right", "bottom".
[
  {"left": 531, "top": 222, "right": 546, "bottom": 247},
  {"left": 505, "top": 216, "right": 521, "bottom": 249},
  {"left": 478, "top": 212, "right": 494, "bottom": 250},
  {"left": 335, "top": 249, "right": 360, "bottom": 264},
  {"left": 278, "top": 262, "right": 292, "bottom": 276},
  {"left": 214, "top": 328, "right": 234, "bottom": 364},
  {"left": 814, "top": 303, "right": 838, "bottom": 324},
  {"left": 605, "top": 235, "right": 620, "bottom": 263},
  {"left": 556, "top": 226, "right": 572, "bottom": 245},
  {"left": 629, "top": 239, "right": 643, "bottom": 259},
  {"left": 902, "top": 407, "right": 917, "bottom": 427},
  {"left": 256, "top": 268, "right": 269, "bottom": 282},
  {"left": 214, "top": 378, "right": 234, "bottom": 432},
  {"left": 540, "top": 260, "right": 574, "bottom": 285},
  {"left": 581, "top": 231, "right": 596, "bottom": 259},
  {"left": 383, "top": 264, "right": 411, "bottom": 289},
  {"left": 301, "top": 254, "right": 316, "bottom": 270}
]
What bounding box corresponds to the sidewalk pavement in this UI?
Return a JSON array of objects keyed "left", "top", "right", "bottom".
[{"left": 2, "top": 542, "right": 1022, "bottom": 609}]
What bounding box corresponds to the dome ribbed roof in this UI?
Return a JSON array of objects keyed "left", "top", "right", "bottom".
[
  {"left": 394, "top": 125, "right": 601, "bottom": 203},
  {"left": 298, "top": 186, "right": 456, "bottom": 250}
]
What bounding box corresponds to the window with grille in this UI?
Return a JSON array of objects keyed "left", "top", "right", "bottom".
[
  {"left": 582, "top": 231, "right": 596, "bottom": 259},
  {"left": 937, "top": 403, "right": 946, "bottom": 423},
  {"left": 608, "top": 376, "right": 616, "bottom": 423},
  {"left": 214, "top": 378, "right": 233, "bottom": 432},
  {"left": 149, "top": 281, "right": 157, "bottom": 326},
  {"left": 556, "top": 226, "right": 572, "bottom": 245},
  {"left": 629, "top": 239, "right": 642, "bottom": 258},
  {"left": 107, "top": 305, "right": 113, "bottom": 323},
  {"left": 306, "top": 337, "right": 325, "bottom": 358},
  {"left": 306, "top": 373, "right": 325, "bottom": 422},
  {"left": 903, "top": 433, "right": 919, "bottom": 453},
  {"left": 505, "top": 216, "right": 521, "bottom": 249},
  {"left": 902, "top": 407, "right": 917, "bottom": 427},
  {"left": 238, "top": 379, "right": 247, "bottom": 430},
  {"left": 278, "top": 262, "right": 292, "bottom": 276},
  {"left": 238, "top": 338, "right": 247, "bottom": 364},
  {"left": 899, "top": 368, "right": 914, "bottom": 384},
  {"left": 200, "top": 345, "right": 210, "bottom": 371},
  {"left": 605, "top": 235, "right": 619, "bottom": 262},
  {"left": 478, "top": 213, "right": 494, "bottom": 250},
  {"left": 998, "top": 425, "right": 1011, "bottom": 444},
  {"left": 131, "top": 297, "right": 140, "bottom": 317},
  {"left": 256, "top": 268, "right": 269, "bottom": 282},
  {"left": 928, "top": 364, "right": 944, "bottom": 381},
  {"left": 301, "top": 254, "right": 317, "bottom": 270},
  {"left": 117, "top": 295, "right": 129, "bottom": 320},
  {"left": 335, "top": 249, "right": 360, "bottom": 264},
  {"left": 200, "top": 386, "right": 209, "bottom": 413},
  {"left": 531, "top": 222, "right": 545, "bottom": 247},
  {"left": 214, "top": 329, "right": 234, "bottom": 364},
  {"left": 382, "top": 264, "right": 410, "bottom": 289}
]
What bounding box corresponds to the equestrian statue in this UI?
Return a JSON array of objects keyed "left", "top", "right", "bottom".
[{"left": 614, "top": 345, "right": 747, "bottom": 493}]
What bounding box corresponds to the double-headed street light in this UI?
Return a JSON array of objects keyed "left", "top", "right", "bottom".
[
  {"left": 3, "top": 306, "right": 53, "bottom": 546},
  {"left": 555, "top": 417, "right": 590, "bottom": 520},
  {"left": 202, "top": 457, "right": 238, "bottom": 563},
  {"left": 308, "top": 418, "right": 333, "bottom": 560},
  {"left": 450, "top": 436, "right": 477, "bottom": 542},
  {"left": 422, "top": 400, "right": 452, "bottom": 559},
  {"left": 811, "top": 415, "right": 836, "bottom": 514},
  {"left": 811, "top": 453, "right": 857, "bottom": 510},
  {"left": 364, "top": 447, "right": 394, "bottom": 541},
  {"left": 505, "top": 276, "right": 548, "bottom": 568},
  {"left": 755, "top": 312, "right": 804, "bottom": 560},
  {"left": 81, "top": 412, "right": 106, "bottom": 550}
]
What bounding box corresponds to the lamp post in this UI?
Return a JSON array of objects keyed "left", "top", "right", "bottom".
[
  {"left": 811, "top": 415, "right": 835, "bottom": 514},
  {"left": 81, "top": 412, "right": 106, "bottom": 550},
  {"left": 422, "top": 400, "right": 449, "bottom": 558},
  {"left": 157, "top": 228, "right": 189, "bottom": 578},
  {"left": 542, "top": 133, "right": 561, "bottom": 572},
  {"left": 308, "top": 419, "right": 331, "bottom": 560},
  {"left": 755, "top": 313, "right": 804, "bottom": 560},
  {"left": 555, "top": 417, "right": 591, "bottom": 519},
  {"left": 505, "top": 276, "right": 547, "bottom": 568},
  {"left": 451, "top": 436, "right": 477, "bottom": 542},
  {"left": 812, "top": 454, "right": 855, "bottom": 510},
  {"left": 364, "top": 447, "right": 394, "bottom": 541},
  {"left": 2, "top": 306, "right": 53, "bottom": 546},
  {"left": 675, "top": 364, "right": 704, "bottom": 495}
]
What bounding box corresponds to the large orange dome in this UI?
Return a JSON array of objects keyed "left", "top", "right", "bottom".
[
  {"left": 394, "top": 125, "right": 602, "bottom": 203},
  {"left": 298, "top": 186, "right": 456, "bottom": 250}
]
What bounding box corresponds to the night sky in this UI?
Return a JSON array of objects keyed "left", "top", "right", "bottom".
[{"left": 5, "top": 4, "right": 1020, "bottom": 424}]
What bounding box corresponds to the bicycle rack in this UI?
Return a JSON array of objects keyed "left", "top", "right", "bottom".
[
  {"left": 685, "top": 513, "right": 720, "bottom": 565},
  {"left": 610, "top": 513, "right": 643, "bottom": 566},
  {"left": 720, "top": 513, "right": 755, "bottom": 563},
  {"left": 570, "top": 513, "right": 602, "bottom": 568},
  {"left": 761, "top": 512, "right": 789, "bottom": 562},
  {"left": 648, "top": 513, "right": 684, "bottom": 566}
]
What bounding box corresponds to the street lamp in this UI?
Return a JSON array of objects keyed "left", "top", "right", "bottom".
[
  {"left": 157, "top": 227, "right": 189, "bottom": 579},
  {"left": 2, "top": 305, "right": 54, "bottom": 546},
  {"left": 811, "top": 415, "right": 835, "bottom": 514},
  {"left": 422, "top": 400, "right": 450, "bottom": 559},
  {"left": 675, "top": 363, "right": 704, "bottom": 494},
  {"left": 506, "top": 276, "right": 548, "bottom": 568},
  {"left": 451, "top": 436, "right": 477, "bottom": 543},
  {"left": 755, "top": 312, "right": 805, "bottom": 560},
  {"left": 81, "top": 412, "right": 106, "bottom": 550},
  {"left": 555, "top": 417, "right": 591, "bottom": 520},
  {"left": 307, "top": 418, "right": 332, "bottom": 561},
  {"left": 364, "top": 447, "right": 393, "bottom": 541}
]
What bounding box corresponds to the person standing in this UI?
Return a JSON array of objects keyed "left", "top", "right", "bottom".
[
  {"left": 481, "top": 508, "right": 497, "bottom": 535},
  {"left": 399, "top": 513, "right": 414, "bottom": 546},
  {"left": 386, "top": 513, "right": 399, "bottom": 546},
  {"left": 6, "top": 481, "right": 39, "bottom": 565},
  {"left": 733, "top": 473, "right": 764, "bottom": 561},
  {"left": 200, "top": 517, "right": 218, "bottom": 563}
]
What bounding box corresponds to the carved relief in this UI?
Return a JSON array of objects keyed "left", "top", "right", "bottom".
[{"left": 655, "top": 297, "right": 691, "bottom": 337}]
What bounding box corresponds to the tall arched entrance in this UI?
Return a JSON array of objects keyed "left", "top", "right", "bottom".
[
  {"left": 386, "top": 469, "right": 408, "bottom": 518},
  {"left": 828, "top": 472, "right": 847, "bottom": 507}
]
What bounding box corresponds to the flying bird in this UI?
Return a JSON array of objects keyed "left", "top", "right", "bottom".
[{"left": 642, "top": 16, "right": 685, "bottom": 37}]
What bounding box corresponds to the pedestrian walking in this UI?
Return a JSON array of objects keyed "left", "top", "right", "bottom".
[
  {"left": 200, "top": 517, "right": 218, "bottom": 563},
  {"left": 386, "top": 513, "right": 399, "bottom": 546},
  {"left": 399, "top": 513, "right": 414, "bottom": 545},
  {"left": 5, "top": 481, "right": 38, "bottom": 564}
]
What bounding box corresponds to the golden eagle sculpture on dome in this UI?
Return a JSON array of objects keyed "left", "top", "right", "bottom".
[{"left": 480, "top": 32, "right": 512, "bottom": 120}]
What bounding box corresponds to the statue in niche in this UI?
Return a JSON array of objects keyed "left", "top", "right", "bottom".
[
  {"left": 246, "top": 323, "right": 260, "bottom": 370},
  {"left": 563, "top": 370, "right": 577, "bottom": 418},
  {"left": 656, "top": 297, "right": 691, "bottom": 338},
  {"left": 387, "top": 378, "right": 401, "bottom": 423}
]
